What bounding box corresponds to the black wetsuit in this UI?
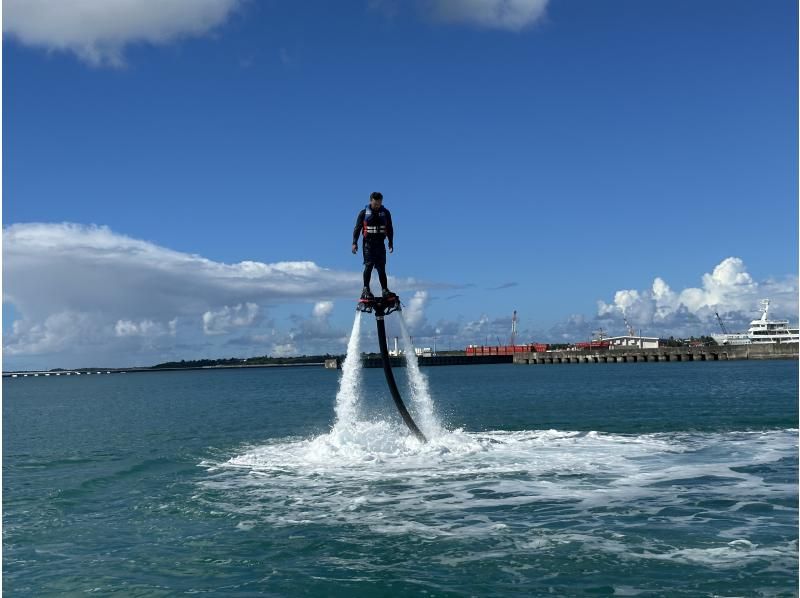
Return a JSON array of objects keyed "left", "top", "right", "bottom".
[{"left": 353, "top": 205, "right": 393, "bottom": 291}]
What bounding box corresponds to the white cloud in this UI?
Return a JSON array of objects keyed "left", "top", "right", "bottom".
[
  {"left": 465, "top": 314, "right": 489, "bottom": 332},
  {"left": 271, "top": 343, "right": 297, "bottom": 358},
  {"left": 313, "top": 301, "right": 334, "bottom": 319},
  {"left": 202, "top": 303, "right": 259, "bottom": 335},
  {"left": 443, "top": 258, "right": 797, "bottom": 345},
  {"left": 10, "top": 225, "right": 786, "bottom": 367},
  {"left": 598, "top": 289, "right": 642, "bottom": 316},
  {"left": 2, "top": 222, "right": 425, "bottom": 367},
  {"left": 683, "top": 257, "right": 756, "bottom": 312},
  {"left": 589, "top": 257, "right": 797, "bottom": 338},
  {"left": 374, "top": 257, "right": 797, "bottom": 349},
  {"left": 598, "top": 258, "right": 762, "bottom": 321},
  {"left": 3, "top": 0, "right": 242, "bottom": 66},
  {"left": 424, "top": 0, "right": 549, "bottom": 31},
  {"left": 4, "top": 311, "right": 98, "bottom": 356},
  {"left": 281, "top": 302, "right": 348, "bottom": 354},
  {"left": 403, "top": 290, "right": 429, "bottom": 330},
  {"left": 3, "top": 223, "right": 359, "bottom": 320},
  {"left": 115, "top": 318, "right": 177, "bottom": 337}
]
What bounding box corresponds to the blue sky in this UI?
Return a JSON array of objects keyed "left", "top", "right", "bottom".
[{"left": 3, "top": 0, "right": 798, "bottom": 369}]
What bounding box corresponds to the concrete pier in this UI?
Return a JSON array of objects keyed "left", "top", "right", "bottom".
[
  {"left": 362, "top": 354, "right": 512, "bottom": 369},
  {"left": 513, "top": 343, "right": 798, "bottom": 365}
]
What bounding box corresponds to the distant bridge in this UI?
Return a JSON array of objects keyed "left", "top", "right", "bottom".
[{"left": 2, "top": 362, "right": 325, "bottom": 378}]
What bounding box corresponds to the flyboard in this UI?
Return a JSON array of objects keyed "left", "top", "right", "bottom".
[{"left": 356, "top": 293, "right": 427, "bottom": 442}]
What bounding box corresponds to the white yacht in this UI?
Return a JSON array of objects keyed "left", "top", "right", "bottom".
[{"left": 713, "top": 299, "right": 799, "bottom": 345}]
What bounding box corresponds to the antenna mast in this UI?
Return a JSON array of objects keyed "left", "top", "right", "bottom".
[
  {"left": 511, "top": 310, "right": 518, "bottom": 346},
  {"left": 760, "top": 299, "right": 770, "bottom": 320}
]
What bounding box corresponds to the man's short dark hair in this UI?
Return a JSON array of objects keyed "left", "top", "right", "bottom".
[{"left": 370, "top": 191, "right": 383, "bottom": 201}]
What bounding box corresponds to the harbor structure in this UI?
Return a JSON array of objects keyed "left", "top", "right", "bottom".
[
  {"left": 713, "top": 299, "right": 799, "bottom": 345},
  {"left": 606, "top": 335, "right": 660, "bottom": 350},
  {"left": 514, "top": 342, "right": 797, "bottom": 365}
]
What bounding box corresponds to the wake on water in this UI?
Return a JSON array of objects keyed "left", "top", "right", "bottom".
[
  {"left": 204, "top": 427, "right": 797, "bottom": 571},
  {"left": 200, "top": 311, "right": 797, "bottom": 575}
]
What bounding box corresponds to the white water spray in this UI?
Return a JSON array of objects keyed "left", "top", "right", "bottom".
[
  {"left": 398, "top": 313, "right": 442, "bottom": 438},
  {"left": 333, "top": 312, "right": 363, "bottom": 430}
]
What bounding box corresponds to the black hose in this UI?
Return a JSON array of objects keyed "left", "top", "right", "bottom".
[{"left": 375, "top": 312, "right": 427, "bottom": 442}]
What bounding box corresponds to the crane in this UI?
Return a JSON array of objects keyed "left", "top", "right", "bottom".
[
  {"left": 714, "top": 311, "right": 729, "bottom": 335},
  {"left": 622, "top": 313, "right": 636, "bottom": 337}
]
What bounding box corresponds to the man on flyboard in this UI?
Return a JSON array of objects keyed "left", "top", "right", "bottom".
[{"left": 352, "top": 191, "right": 396, "bottom": 302}]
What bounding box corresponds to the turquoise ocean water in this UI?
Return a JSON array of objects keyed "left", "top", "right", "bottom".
[{"left": 3, "top": 356, "right": 798, "bottom": 596}]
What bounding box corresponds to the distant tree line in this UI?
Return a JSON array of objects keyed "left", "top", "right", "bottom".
[
  {"left": 548, "top": 343, "right": 572, "bottom": 350},
  {"left": 660, "top": 335, "right": 718, "bottom": 347},
  {"left": 151, "top": 354, "right": 343, "bottom": 369}
]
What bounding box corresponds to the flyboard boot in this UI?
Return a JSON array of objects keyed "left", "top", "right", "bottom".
[
  {"left": 357, "top": 287, "right": 376, "bottom": 313},
  {"left": 357, "top": 287, "right": 400, "bottom": 315}
]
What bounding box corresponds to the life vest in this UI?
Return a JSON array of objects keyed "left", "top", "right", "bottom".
[{"left": 363, "top": 204, "right": 388, "bottom": 237}]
